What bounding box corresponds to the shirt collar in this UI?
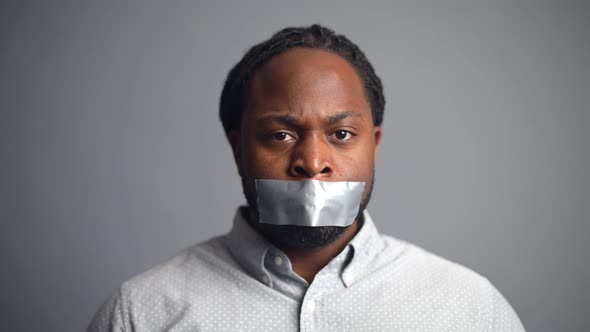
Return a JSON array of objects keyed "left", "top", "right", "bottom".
[
  {"left": 341, "top": 210, "right": 386, "bottom": 287},
  {"left": 226, "top": 207, "right": 274, "bottom": 286},
  {"left": 225, "top": 206, "right": 386, "bottom": 288}
]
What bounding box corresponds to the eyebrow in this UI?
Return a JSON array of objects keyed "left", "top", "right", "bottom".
[
  {"left": 326, "top": 111, "right": 362, "bottom": 125},
  {"left": 258, "top": 111, "right": 362, "bottom": 126},
  {"left": 260, "top": 114, "right": 299, "bottom": 125}
]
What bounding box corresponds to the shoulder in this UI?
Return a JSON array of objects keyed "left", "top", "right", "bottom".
[
  {"left": 120, "top": 235, "right": 240, "bottom": 299},
  {"left": 377, "top": 236, "right": 525, "bottom": 331},
  {"left": 385, "top": 236, "right": 487, "bottom": 284},
  {"left": 87, "top": 236, "right": 241, "bottom": 332},
  {"left": 379, "top": 235, "right": 487, "bottom": 284}
]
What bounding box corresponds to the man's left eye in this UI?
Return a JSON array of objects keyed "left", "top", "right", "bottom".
[{"left": 332, "top": 130, "right": 354, "bottom": 141}]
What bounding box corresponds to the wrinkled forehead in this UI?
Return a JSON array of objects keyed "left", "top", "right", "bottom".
[{"left": 246, "top": 48, "right": 371, "bottom": 122}]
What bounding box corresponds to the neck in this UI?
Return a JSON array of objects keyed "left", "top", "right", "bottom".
[{"left": 282, "top": 220, "right": 359, "bottom": 283}]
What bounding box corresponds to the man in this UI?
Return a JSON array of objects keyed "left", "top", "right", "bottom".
[{"left": 88, "top": 24, "right": 524, "bottom": 331}]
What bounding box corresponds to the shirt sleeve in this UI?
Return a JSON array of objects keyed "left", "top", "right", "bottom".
[
  {"left": 86, "top": 287, "right": 129, "bottom": 332},
  {"left": 484, "top": 279, "right": 526, "bottom": 331}
]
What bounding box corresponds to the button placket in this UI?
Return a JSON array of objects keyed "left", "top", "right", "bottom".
[
  {"left": 306, "top": 299, "right": 316, "bottom": 313},
  {"left": 300, "top": 298, "right": 318, "bottom": 332},
  {"left": 300, "top": 279, "right": 324, "bottom": 332}
]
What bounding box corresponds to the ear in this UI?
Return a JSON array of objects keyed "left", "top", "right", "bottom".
[
  {"left": 373, "top": 126, "right": 382, "bottom": 162},
  {"left": 227, "top": 131, "right": 243, "bottom": 176}
]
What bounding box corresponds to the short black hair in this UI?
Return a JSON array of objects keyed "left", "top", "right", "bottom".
[{"left": 219, "top": 24, "right": 385, "bottom": 136}]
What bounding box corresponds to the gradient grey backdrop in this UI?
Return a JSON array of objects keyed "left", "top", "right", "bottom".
[{"left": 2, "top": 1, "right": 588, "bottom": 331}]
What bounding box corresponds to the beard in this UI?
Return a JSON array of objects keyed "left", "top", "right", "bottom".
[{"left": 241, "top": 172, "right": 375, "bottom": 250}]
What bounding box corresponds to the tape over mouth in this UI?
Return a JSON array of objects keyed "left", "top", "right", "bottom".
[{"left": 255, "top": 179, "right": 365, "bottom": 227}]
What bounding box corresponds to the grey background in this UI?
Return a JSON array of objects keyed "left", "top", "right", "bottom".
[{"left": 1, "top": 1, "right": 588, "bottom": 331}]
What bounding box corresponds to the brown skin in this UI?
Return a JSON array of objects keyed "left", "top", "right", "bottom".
[{"left": 229, "top": 48, "right": 381, "bottom": 283}]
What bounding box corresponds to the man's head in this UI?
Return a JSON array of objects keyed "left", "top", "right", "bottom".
[{"left": 219, "top": 24, "right": 385, "bottom": 250}]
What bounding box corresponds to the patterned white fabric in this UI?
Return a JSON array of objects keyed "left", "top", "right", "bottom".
[{"left": 88, "top": 208, "right": 525, "bottom": 331}]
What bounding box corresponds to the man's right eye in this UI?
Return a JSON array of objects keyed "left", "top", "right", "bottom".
[{"left": 271, "top": 132, "right": 296, "bottom": 142}]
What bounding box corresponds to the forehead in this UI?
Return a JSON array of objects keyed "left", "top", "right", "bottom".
[{"left": 246, "top": 48, "right": 370, "bottom": 120}]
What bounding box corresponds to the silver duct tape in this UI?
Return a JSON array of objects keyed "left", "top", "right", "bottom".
[{"left": 255, "top": 179, "right": 366, "bottom": 227}]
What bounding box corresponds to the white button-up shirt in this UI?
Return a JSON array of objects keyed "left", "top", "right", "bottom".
[{"left": 88, "top": 208, "right": 525, "bottom": 331}]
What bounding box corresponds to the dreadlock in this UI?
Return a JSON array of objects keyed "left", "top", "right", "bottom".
[{"left": 219, "top": 24, "right": 385, "bottom": 136}]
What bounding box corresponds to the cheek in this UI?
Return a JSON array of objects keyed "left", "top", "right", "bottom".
[
  {"left": 338, "top": 144, "right": 376, "bottom": 177},
  {"left": 241, "top": 143, "right": 290, "bottom": 178}
]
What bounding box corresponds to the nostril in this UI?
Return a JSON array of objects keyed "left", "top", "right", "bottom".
[
  {"left": 294, "top": 166, "right": 311, "bottom": 177},
  {"left": 320, "top": 167, "right": 330, "bottom": 174}
]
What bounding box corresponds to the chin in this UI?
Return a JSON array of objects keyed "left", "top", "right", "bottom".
[{"left": 258, "top": 224, "right": 350, "bottom": 250}]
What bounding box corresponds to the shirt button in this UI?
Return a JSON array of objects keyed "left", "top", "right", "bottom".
[
  {"left": 261, "top": 275, "right": 270, "bottom": 284},
  {"left": 274, "top": 256, "right": 283, "bottom": 266},
  {"left": 307, "top": 300, "right": 316, "bottom": 313}
]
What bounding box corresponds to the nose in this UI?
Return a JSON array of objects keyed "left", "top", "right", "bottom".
[{"left": 289, "top": 134, "right": 333, "bottom": 178}]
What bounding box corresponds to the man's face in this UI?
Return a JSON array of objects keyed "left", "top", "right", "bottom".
[{"left": 230, "top": 48, "right": 381, "bottom": 249}]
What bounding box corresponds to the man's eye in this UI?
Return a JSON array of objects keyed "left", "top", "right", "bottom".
[
  {"left": 332, "top": 130, "right": 354, "bottom": 141},
  {"left": 271, "top": 132, "right": 295, "bottom": 142}
]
